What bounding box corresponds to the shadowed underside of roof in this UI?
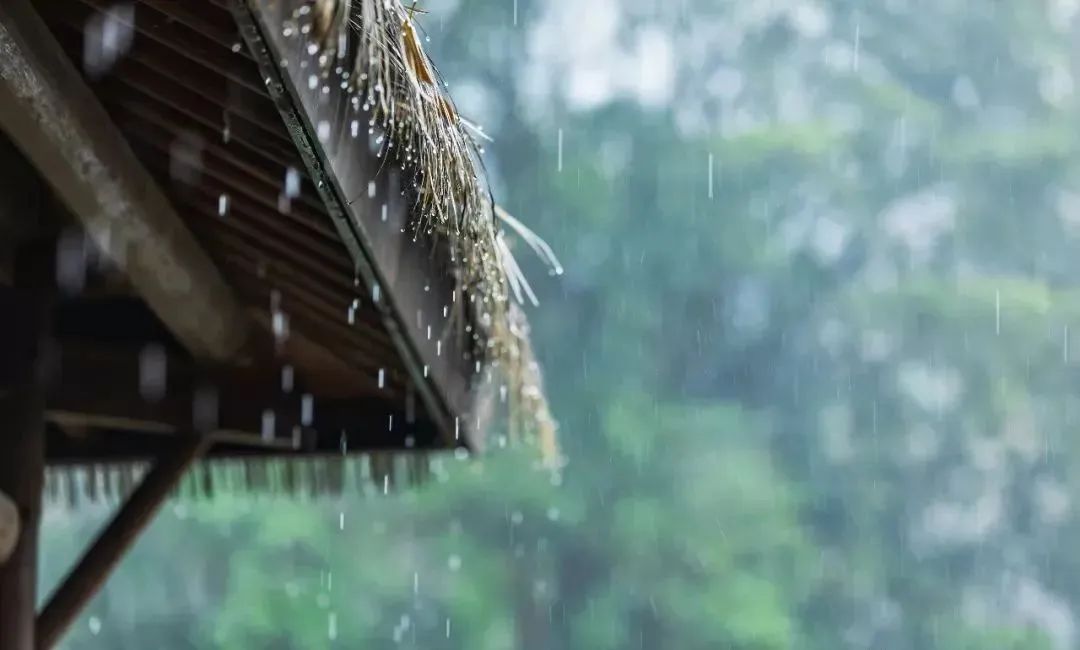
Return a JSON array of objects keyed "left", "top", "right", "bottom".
[{"left": 0, "top": 0, "right": 558, "bottom": 485}]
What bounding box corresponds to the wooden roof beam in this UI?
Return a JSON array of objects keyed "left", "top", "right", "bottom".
[{"left": 0, "top": 0, "right": 248, "bottom": 361}]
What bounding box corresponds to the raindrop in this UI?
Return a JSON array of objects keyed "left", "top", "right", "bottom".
[
  {"left": 261, "top": 410, "right": 275, "bottom": 441},
  {"left": 231, "top": 42, "right": 242, "bottom": 53},
  {"left": 447, "top": 554, "right": 462, "bottom": 571},
  {"left": 56, "top": 230, "right": 88, "bottom": 294},
  {"left": 284, "top": 167, "right": 301, "bottom": 198},
  {"left": 707, "top": 153, "right": 714, "bottom": 199},
  {"left": 338, "top": 512, "right": 345, "bottom": 530},
  {"left": 138, "top": 344, "right": 167, "bottom": 402},
  {"left": 367, "top": 180, "right": 376, "bottom": 198},
  {"left": 317, "top": 120, "right": 331, "bottom": 142},
  {"left": 88, "top": 616, "right": 102, "bottom": 635},
  {"left": 83, "top": 4, "right": 133, "bottom": 78},
  {"left": 301, "top": 393, "right": 314, "bottom": 426},
  {"left": 350, "top": 119, "right": 360, "bottom": 137},
  {"left": 378, "top": 368, "right": 385, "bottom": 389},
  {"left": 557, "top": 127, "right": 563, "bottom": 172},
  {"left": 272, "top": 310, "right": 289, "bottom": 342},
  {"left": 169, "top": 131, "right": 204, "bottom": 186},
  {"left": 281, "top": 365, "right": 294, "bottom": 393},
  {"left": 995, "top": 289, "right": 1001, "bottom": 334},
  {"left": 852, "top": 20, "right": 861, "bottom": 72},
  {"left": 1065, "top": 326, "right": 1071, "bottom": 363},
  {"left": 218, "top": 193, "right": 229, "bottom": 217},
  {"left": 372, "top": 283, "right": 381, "bottom": 303},
  {"left": 328, "top": 612, "right": 337, "bottom": 640}
]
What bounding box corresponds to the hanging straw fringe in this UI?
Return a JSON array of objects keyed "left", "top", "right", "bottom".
[
  {"left": 288, "top": 0, "right": 562, "bottom": 461},
  {"left": 42, "top": 453, "right": 448, "bottom": 508}
]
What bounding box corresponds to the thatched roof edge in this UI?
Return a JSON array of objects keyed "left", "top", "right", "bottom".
[{"left": 237, "top": 0, "right": 560, "bottom": 460}]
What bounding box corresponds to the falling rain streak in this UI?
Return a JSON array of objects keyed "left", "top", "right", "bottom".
[
  {"left": 853, "top": 20, "right": 861, "bottom": 72},
  {"left": 995, "top": 289, "right": 1001, "bottom": 334},
  {"left": 707, "top": 153, "right": 714, "bottom": 199},
  {"left": 557, "top": 128, "right": 563, "bottom": 172}
]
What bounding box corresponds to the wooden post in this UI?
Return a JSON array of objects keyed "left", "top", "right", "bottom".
[
  {"left": 0, "top": 250, "right": 52, "bottom": 650},
  {"left": 35, "top": 435, "right": 209, "bottom": 649}
]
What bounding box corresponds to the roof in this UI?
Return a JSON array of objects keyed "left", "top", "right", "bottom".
[{"left": 0, "top": 0, "right": 557, "bottom": 491}]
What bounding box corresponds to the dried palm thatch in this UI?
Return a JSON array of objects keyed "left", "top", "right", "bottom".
[{"left": 289, "top": 0, "right": 561, "bottom": 461}]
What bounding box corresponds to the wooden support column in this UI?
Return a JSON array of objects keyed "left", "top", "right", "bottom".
[
  {"left": 0, "top": 292, "right": 48, "bottom": 650},
  {"left": 36, "top": 435, "right": 209, "bottom": 649},
  {"left": 0, "top": 243, "right": 53, "bottom": 650}
]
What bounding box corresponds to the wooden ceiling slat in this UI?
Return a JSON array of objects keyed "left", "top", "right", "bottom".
[
  {"left": 123, "top": 127, "right": 341, "bottom": 243},
  {"left": 111, "top": 106, "right": 327, "bottom": 214},
  {"left": 121, "top": 0, "right": 251, "bottom": 59},
  {"left": 40, "top": 15, "right": 287, "bottom": 138},
  {"left": 39, "top": 0, "right": 270, "bottom": 99},
  {"left": 225, "top": 272, "right": 404, "bottom": 380},
  {"left": 103, "top": 82, "right": 300, "bottom": 169},
  {"left": 210, "top": 244, "right": 384, "bottom": 335}
]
